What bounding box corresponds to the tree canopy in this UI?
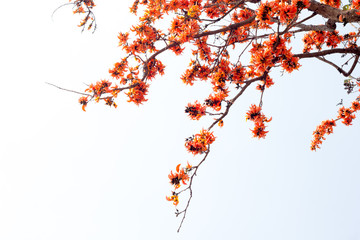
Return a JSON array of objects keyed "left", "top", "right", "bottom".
[{"left": 62, "top": 0, "right": 360, "bottom": 231}]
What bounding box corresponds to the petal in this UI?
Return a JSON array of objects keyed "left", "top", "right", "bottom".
[{"left": 176, "top": 164, "right": 181, "bottom": 173}]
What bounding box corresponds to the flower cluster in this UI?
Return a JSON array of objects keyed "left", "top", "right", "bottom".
[
  {"left": 70, "top": 0, "right": 96, "bottom": 30},
  {"left": 166, "top": 194, "right": 179, "bottom": 206},
  {"left": 256, "top": 0, "right": 310, "bottom": 27},
  {"left": 66, "top": 0, "right": 360, "bottom": 224},
  {"left": 311, "top": 119, "right": 336, "bottom": 151},
  {"left": 204, "top": 92, "right": 227, "bottom": 111},
  {"left": 320, "top": 0, "right": 341, "bottom": 8},
  {"left": 166, "top": 163, "right": 192, "bottom": 206},
  {"left": 352, "top": 0, "right": 360, "bottom": 14},
  {"left": 85, "top": 80, "right": 112, "bottom": 99},
  {"left": 168, "top": 163, "right": 192, "bottom": 190},
  {"left": 303, "top": 31, "right": 344, "bottom": 53},
  {"left": 246, "top": 104, "right": 272, "bottom": 139},
  {"left": 338, "top": 106, "right": 356, "bottom": 126},
  {"left": 311, "top": 98, "right": 360, "bottom": 150},
  {"left": 78, "top": 96, "right": 88, "bottom": 111},
  {"left": 185, "top": 129, "right": 215, "bottom": 155},
  {"left": 78, "top": 80, "right": 120, "bottom": 111},
  {"left": 126, "top": 80, "right": 149, "bottom": 105},
  {"left": 185, "top": 101, "right": 207, "bottom": 120},
  {"left": 250, "top": 34, "right": 300, "bottom": 77}
]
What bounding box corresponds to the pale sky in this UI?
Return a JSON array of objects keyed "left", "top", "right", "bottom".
[{"left": 1, "top": 1, "right": 360, "bottom": 240}]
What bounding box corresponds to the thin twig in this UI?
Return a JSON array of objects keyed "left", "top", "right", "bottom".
[
  {"left": 45, "top": 82, "right": 91, "bottom": 96},
  {"left": 177, "top": 146, "right": 211, "bottom": 232}
]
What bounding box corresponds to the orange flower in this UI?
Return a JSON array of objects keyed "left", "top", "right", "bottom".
[
  {"left": 245, "top": 104, "right": 262, "bottom": 121},
  {"left": 109, "top": 59, "right": 128, "bottom": 79},
  {"left": 311, "top": 119, "right": 336, "bottom": 150},
  {"left": 78, "top": 96, "right": 88, "bottom": 112},
  {"left": 293, "top": 0, "right": 310, "bottom": 9},
  {"left": 185, "top": 129, "right": 215, "bottom": 155},
  {"left": 278, "top": 4, "right": 297, "bottom": 24},
  {"left": 281, "top": 56, "right": 300, "bottom": 73},
  {"left": 246, "top": 104, "right": 272, "bottom": 139},
  {"left": 256, "top": 2, "right": 276, "bottom": 24},
  {"left": 185, "top": 101, "right": 206, "bottom": 120},
  {"left": 166, "top": 194, "right": 179, "bottom": 206},
  {"left": 337, "top": 107, "right": 355, "bottom": 126},
  {"left": 126, "top": 80, "right": 149, "bottom": 105},
  {"left": 251, "top": 123, "right": 269, "bottom": 139},
  {"left": 186, "top": 162, "right": 192, "bottom": 171},
  {"left": 320, "top": 0, "right": 340, "bottom": 8},
  {"left": 104, "top": 97, "right": 117, "bottom": 108},
  {"left": 188, "top": 5, "right": 200, "bottom": 18},
  {"left": 205, "top": 92, "right": 227, "bottom": 111},
  {"left": 351, "top": 101, "right": 360, "bottom": 111},
  {"left": 218, "top": 119, "right": 224, "bottom": 127},
  {"left": 168, "top": 164, "right": 190, "bottom": 189}
]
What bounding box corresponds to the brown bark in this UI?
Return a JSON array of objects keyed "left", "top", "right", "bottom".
[{"left": 308, "top": 0, "right": 360, "bottom": 23}]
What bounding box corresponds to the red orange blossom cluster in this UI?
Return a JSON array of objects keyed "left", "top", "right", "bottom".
[
  {"left": 311, "top": 82, "right": 360, "bottom": 150},
  {"left": 64, "top": 0, "right": 360, "bottom": 231}
]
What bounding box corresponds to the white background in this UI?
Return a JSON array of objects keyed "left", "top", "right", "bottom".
[{"left": 1, "top": 1, "right": 360, "bottom": 239}]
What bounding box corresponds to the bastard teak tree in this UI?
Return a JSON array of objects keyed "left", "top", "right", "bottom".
[{"left": 58, "top": 0, "right": 360, "bottom": 232}]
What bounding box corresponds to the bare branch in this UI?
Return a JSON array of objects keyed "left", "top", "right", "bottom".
[
  {"left": 46, "top": 82, "right": 91, "bottom": 96},
  {"left": 316, "top": 55, "right": 359, "bottom": 77}
]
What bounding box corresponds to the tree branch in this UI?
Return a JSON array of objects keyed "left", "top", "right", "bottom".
[
  {"left": 46, "top": 82, "right": 91, "bottom": 96},
  {"left": 294, "top": 47, "right": 360, "bottom": 59},
  {"left": 308, "top": 0, "right": 360, "bottom": 23},
  {"left": 316, "top": 55, "right": 359, "bottom": 77},
  {"left": 176, "top": 146, "right": 212, "bottom": 232}
]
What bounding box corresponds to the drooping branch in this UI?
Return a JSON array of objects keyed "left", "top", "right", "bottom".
[
  {"left": 176, "top": 146, "right": 211, "bottom": 233},
  {"left": 316, "top": 55, "right": 359, "bottom": 77}
]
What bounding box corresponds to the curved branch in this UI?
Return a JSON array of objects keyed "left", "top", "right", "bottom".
[
  {"left": 294, "top": 47, "right": 360, "bottom": 59},
  {"left": 316, "top": 55, "right": 359, "bottom": 77}
]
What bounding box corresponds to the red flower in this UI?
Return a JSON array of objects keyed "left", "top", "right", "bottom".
[
  {"left": 166, "top": 194, "right": 179, "bottom": 206},
  {"left": 185, "top": 101, "right": 206, "bottom": 120},
  {"left": 168, "top": 164, "right": 190, "bottom": 189},
  {"left": 78, "top": 96, "right": 88, "bottom": 111},
  {"left": 185, "top": 129, "right": 215, "bottom": 155}
]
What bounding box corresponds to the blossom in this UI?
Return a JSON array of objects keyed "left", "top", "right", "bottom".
[
  {"left": 320, "top": 0, "right": 341, "bottom": 8},
  {"left": 246, "top": 104, "right": 272, "bottom": 139},
  {"left": 311, "top": 120, "right": 336, "bottom": 150},
  {"left": 188, "top": 5, "right": 200, "bottom": 18},
  {"left": 218, "top": 119, "right": 224, "bottom": 127},
  {"left": 168, "top": 164, "right": 190, "bottom": 189},
  {"left": 126, "top": 80, "right": 149, "bottom": 105},
  {"left": 337, "top": 107, "right": 355, "bottom": 126},
  {"left": 78, "top": 96, "right": 88, "bottom": 112},
  {"left": 205, "top": 92, "right": 227, "bottom": 111},
  {"left": 185, "top": 101, "right": 206, "bottom": 120},
  {"left": 245, "top": 104, "right": 262, "bottom": 121},
  {"left": 185, "top": 129, "right": 215, "bottom": 155},
  {"left": 251, "top": 123, "right": 269, "bottom": 139},
  {"left": 166, "top": 194, "right": 179, "bottom": 206}
]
